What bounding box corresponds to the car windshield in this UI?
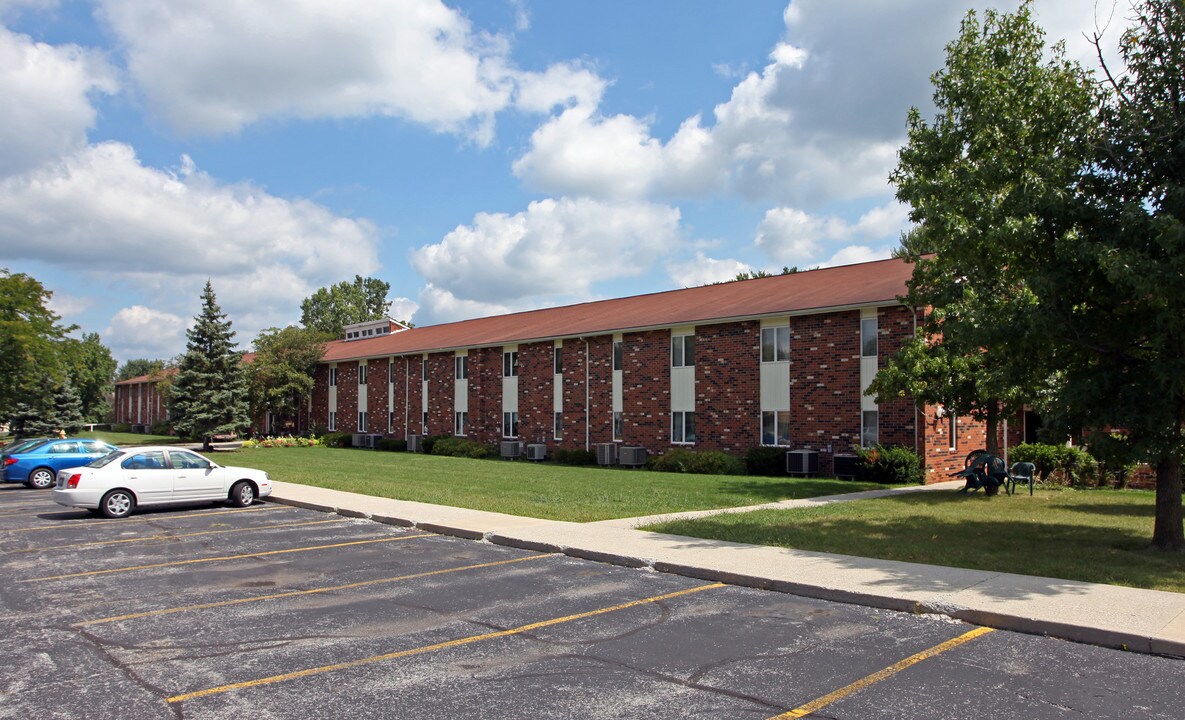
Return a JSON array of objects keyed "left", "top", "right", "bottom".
[
  {"left": 88, "top": 451, "right": 125, "bottom": 468},
  {"left": 3, "top": 439, "right": 48, "bottom": 455}
]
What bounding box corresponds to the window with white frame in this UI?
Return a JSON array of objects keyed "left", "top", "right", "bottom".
[
  {"left": 455, "top": 411, "right": 468, "bottom": 436},
  {"left": 861, "top": 317, "right": 878, "bottom": 358},
  {"left": 671, "top": 334, "right": 695, "bottom": 367},
  {"left": 358, "top": 411, "right": 367, "bottom": 432},
  {"left": 502, "top": 411, "right": 519, "bottom": 438},
  {"left": 948, "top": 413, "right": 957, "bottom": 451},
  {"left": 613, "top": 411, "right": 623, "bottom": 441},
  {"left": 328, "top": 411, "right": 337, "bottom": 431},
  {"left": 503, "top": 350, "right": 518, "bottom": 377},
  {"left": 761, "top": 411, "right": 791, "bottom": 446},
  {"left": 422, "top": 358, "right": 428, "bottom": 377},
  {"left": 455, "top": 355, "right": 468, "bottom": 380},
  {"left": 761, "top": 326, "right": 790, "bottom": 363},
  {"left": 612, "top": 340, "right": 623, "bottom": 371},
  {"left": 554, "top": 411, "right": 563, "bottom": 440},
  {"left": 388, "top": 411, "right": 394, "bottom": 433},
  {"left": 388, "top": 361, "right": 393, "bottom": 384},
  {"left": 672, "top": 411, "right": 695, "bottom": 444},
  {"left": 328, "top": 367, "right": 337, "bottom": 386},
  {"left": 862, "top": 410, "right": 879, "bottom": 448},
  {"left": 358, "top": 364, "right": 367, "bottom": 385},
  {"left": 422, "top": 412, "right": 428, "bottom": 434},
  {"left": 554, "top": 346, "right": 563, "bottom": 374}
]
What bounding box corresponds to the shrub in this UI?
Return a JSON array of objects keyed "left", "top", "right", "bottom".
[
  {"left": 1011, "top": 443, "right": 1099, "bottom": 486},
  {"left": 649, "top": 448, "right": 746, "bottom": 475},
  {"left": 431, "top": 436, "right": 498, "bottom": 459},
  {"left": 112, "top": 423, "right": 131, "bottom": 433},
  {"left": 149, "top": 421, "right": 172, "bottom": 436},
  {"left": 744, "top": 447, "right": 786, "bottom": 476},
  {"left": 420, "top": 434, "right": 450, "bottom": 454},
  {"left": 322, "top": 432, "right": 352, "bottom": 448},
  {"left": 1010, "top": 443, "right": 1061, "bottom": 483},
  {"left": 855, "top": 444, "right": 923, "bottom": 485},
  {"left": 376, "top": 438, "right": 407, "bottom": 452},
  {"left": 552, "top": 448, "right": 597, "bottom": 466}
]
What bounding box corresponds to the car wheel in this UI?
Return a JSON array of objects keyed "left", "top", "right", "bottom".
[
  {"left": 100, "top": 489, "right": 135, "bottom": 518},
  {"left": 26, "top": 467, "right": 55, "bottom": 490},
  {"left": 229, "top": 481, "right": 256, "bottom": 507}
]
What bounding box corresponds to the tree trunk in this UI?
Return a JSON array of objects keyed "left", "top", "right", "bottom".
[
  {"left": 984, "top": 401, "right": 1000, "bottom": 456},
  {"left": 1152, "top": 454, "right": 1184, "bottom": 551}
]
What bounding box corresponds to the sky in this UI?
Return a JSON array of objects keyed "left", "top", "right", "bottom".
[{"left": 0, "top": 0, "right": 1128, "bottom": 363}]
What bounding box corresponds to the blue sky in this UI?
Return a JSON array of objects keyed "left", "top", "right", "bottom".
[{"left": 0, "top": 0, "right": 1122, "bottom": 363}]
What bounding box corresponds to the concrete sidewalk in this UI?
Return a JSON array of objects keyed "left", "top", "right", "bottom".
[{"left": 267, "top": 480, "right": 1185, "bottom": 659}]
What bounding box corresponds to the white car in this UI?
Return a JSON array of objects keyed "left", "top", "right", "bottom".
[{"left": 52, "top": 446, "right": 272, "bottom": 518}]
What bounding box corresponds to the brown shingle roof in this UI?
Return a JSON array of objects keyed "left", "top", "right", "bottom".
[
  {"left": 321, "top": 257, "right": 914, "bottom": 363},
  {"left": 114, "top": 352, "right": 256, "bottom": 385}
]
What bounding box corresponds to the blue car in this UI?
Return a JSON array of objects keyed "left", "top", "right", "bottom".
[{"left": 2, "top": 438, "right": 119, "bottom": 489}]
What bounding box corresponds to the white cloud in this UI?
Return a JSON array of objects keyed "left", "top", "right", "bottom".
[
  {"left": 666, "top": 252, "right": 750, "bottom": 288},
  {"left": 514, "top": 62, "right": 605, "bottom": 113},
  {"left": 0, "top": 142, "right": 383, "bottom": 355},
  {"left": 98, "top": 0, "right": 512, "bottom": 139},
  {"left": 410, "top": 197, "right": 681, "bottom": 308},
  {"left": 104, "top": 305, "right": 187, "bottom": 360},
  {"left": 0, "top": 26, "right": 116, "bottom": 178},
  {"left": 755, "top": 201, "right": 909, "bottom": 266},
  {"left": 818, "top": 244, "right": 893, "bottom": 268},
  {"left": 414, "top": 283, "right": 514, "bottom": 326}
]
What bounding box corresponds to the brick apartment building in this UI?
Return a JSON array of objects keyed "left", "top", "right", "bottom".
[{"left": 309, "top": 257, "right": 1014, "bottom": 481}]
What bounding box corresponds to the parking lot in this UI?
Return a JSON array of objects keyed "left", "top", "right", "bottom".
[{"left": 1, "top": 484, "right": 1183, "bottom": 719}]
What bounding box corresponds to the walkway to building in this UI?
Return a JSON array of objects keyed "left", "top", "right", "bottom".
[{"left": 267, "top": 479, "right": 1185, "bottom": 659}]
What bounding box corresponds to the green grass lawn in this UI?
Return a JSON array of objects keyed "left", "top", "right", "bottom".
[
  {"left": 645, "top": 488, "right": 1185, "bottom": 593},
  {"left": 78, "top": 430, "right": 181, "bottom": 446},
  {"left": 227, "top": 446, "right": 889, "bottom": 522}
]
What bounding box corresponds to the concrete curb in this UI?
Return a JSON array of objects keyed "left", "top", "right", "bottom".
[{"left": 265, "top": 486, "right": 1185, "bottom": 660}]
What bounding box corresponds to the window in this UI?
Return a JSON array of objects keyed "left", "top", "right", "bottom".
[
  {"left": 329, "top": 367, "right": 337, "bottom": 387},
  {"left": 502, "top": 411, "right": 519, "bottom": 438},
  {"left": 358, "top": 364, "right": 367, "bottom": 385},
  {"left": 612, "top": 340, "right": 623, "bottom": 371},
  {"left": 422, "top": 358, "right": 429, "bottom": 378},
  {"left": 358, "top": 411, "right": 367, "bottom": 432},
  {"left": 388, "top": 361, "right": 393, "bottom": 384},
  {"left": 862, "top": 410, "right": 879, "bottom": 448},
  {"left": 455, "top": 411, "right": 468, "bottom": 436},
  {"left": 671, "top": 411, "right": 696, "bottom": 444},
  {"left": 861, "top": 317, "right": 878, "bottom": 358},
  {"left": 422, "top": 412, "right": 428, "bottom": 434},
  {"left": 613, "top": 411, "right": 623, "bottom": 441},
  {"left": 503, "top": 350, "right": 518, "bottom": 377},
  {"left": 554, "top": 346, "right": 563, "bottom": 374},
  {"left": 121, "top": 450, "right": 167, "bottom": 470},
  {"left": 554, "top": 411, "right": 563, "bottom": 440},
  {"left": 949, "top": 413, "right": 958, "bottom": 451},
  {"left": 761, "top": 326, "right": 790, "bottom": 363},
  {"left": 328, "top": 411, "right": 337, "bottom": 431},
  {"left": 455, "top": 355, "right": 468, "bottom": 380},
  {"left": 671, "top": 334, "right": 695, "bottom": 367},
  {"left": 761, "top": 411, "right": 791, "bottom": 446},
  {"left": 388, "top": 411, "right": 395, "bottom": 433}
]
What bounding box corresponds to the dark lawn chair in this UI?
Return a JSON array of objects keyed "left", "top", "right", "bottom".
[
  {"left": 1008, "top": 461, "right": 1036, "bottom": 496},
  {"left": 954, "top": 451, "right": 1009, "bottom": 496}
]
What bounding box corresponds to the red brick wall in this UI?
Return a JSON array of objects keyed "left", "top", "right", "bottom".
[
  {"left": 559, "top": 340, "right": 588, "bottom": 450},
  {"left": 621, "top": 330, "right": 671, "bottom": 450},
  {"left": 878, "top": 306, "right": 921, "bottom": 452},
  {"left": 696, "top": 321, "right": 760, "bottom": 453},
  {"left": 789, "top": 310, "right": 861, "bottom": 470},
  {"left": 586, "top": 335, "right": 615, "bottom": 446},
  {"left": 517, "top": 342, "right": 553, "bottom": 444},
  {"left": 425, "top": 352, "right": 453, "bottom": 437},
  {"left": 465, "top": 347, "right": 500, "bottom": 444},
  {"left": 365, "top": 358, "right": 390, "bottom": 435}
]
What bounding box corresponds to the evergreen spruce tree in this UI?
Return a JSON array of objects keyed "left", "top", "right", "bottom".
[
  {"left": 8, "top": 378, "right": 83, "bottom": 437},
  {"left": 169, "top": 281, "right": 250, "bottom": 448}
]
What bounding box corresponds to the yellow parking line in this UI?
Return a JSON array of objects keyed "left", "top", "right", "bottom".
[
  {"left": 0, "top": 504, "right": 287, "bottom": 533},
  {"left": 768, "top": 626, "right": 996, "bottom": 719},
  {"left": 167, "top": 582, "right": 726, "bottom": 704},
  {"left": 25, "top": 534, "right": 435, "bottom": 582},
  {"left": 5, "top": 518, "right": 348, "bottom": 553},
  {"left": 77, "top": 554, "right": 550, "bottom": 627}
]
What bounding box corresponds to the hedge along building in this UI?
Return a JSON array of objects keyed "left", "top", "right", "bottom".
[{"left": 312, "top": 257, "right": 1004, "bottom": 481}]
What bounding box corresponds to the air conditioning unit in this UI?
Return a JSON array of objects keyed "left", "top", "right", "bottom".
[
  {"left": 500, "top": 441, "right": 524, "bottom": 459},
  {"left": 526, "top": 444, "right": 547, "bottom": 461},
  {"left": 407, "top": 434, "right": 423, "bottom": 453},
  {"left": 596, "top": 443, "right": 618, "bottom": 466},
  {"left": 619, "top": 446, "right": 648, "bottom": 468},
  {"left": 786, "top": 449, "right": 819, "bottom": 476},
  {"left": 351, "top": 433, "right": 368, "bottom": 448},
  {"left": 833, "top": 453, "right": 859, "bottom": 479}
]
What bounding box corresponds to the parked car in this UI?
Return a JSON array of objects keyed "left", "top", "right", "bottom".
[
  {"left": 3, "top": 438, "right": 118, "bottom": 489},
  {"left": 51, "top": 446, "right": 272, "bottom": 518}
]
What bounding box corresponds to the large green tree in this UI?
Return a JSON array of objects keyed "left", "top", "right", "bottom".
[
  {"left": 116, "top": 358, "right": 166, "bottom": 382},
  {"left": 1031, "top": 0, "right": 1185, "bottom": 550},
  {"left": 300, "top": 275, "right": 392, "bottom": 337},
  {"left": 169, "top": 281, "right": 250, "bottom": 448},
  {"left": 248, "top": 325, "right": 326, "bottom": 431},
  {"left": 60, "top": 332, "right": 117, "bottom": 422},
  {"left": 0, "top": 269, "right": 74, "bottom": 421},
  {"left": 874, "top": 2, "right": 1098, "bottom": 454}
]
